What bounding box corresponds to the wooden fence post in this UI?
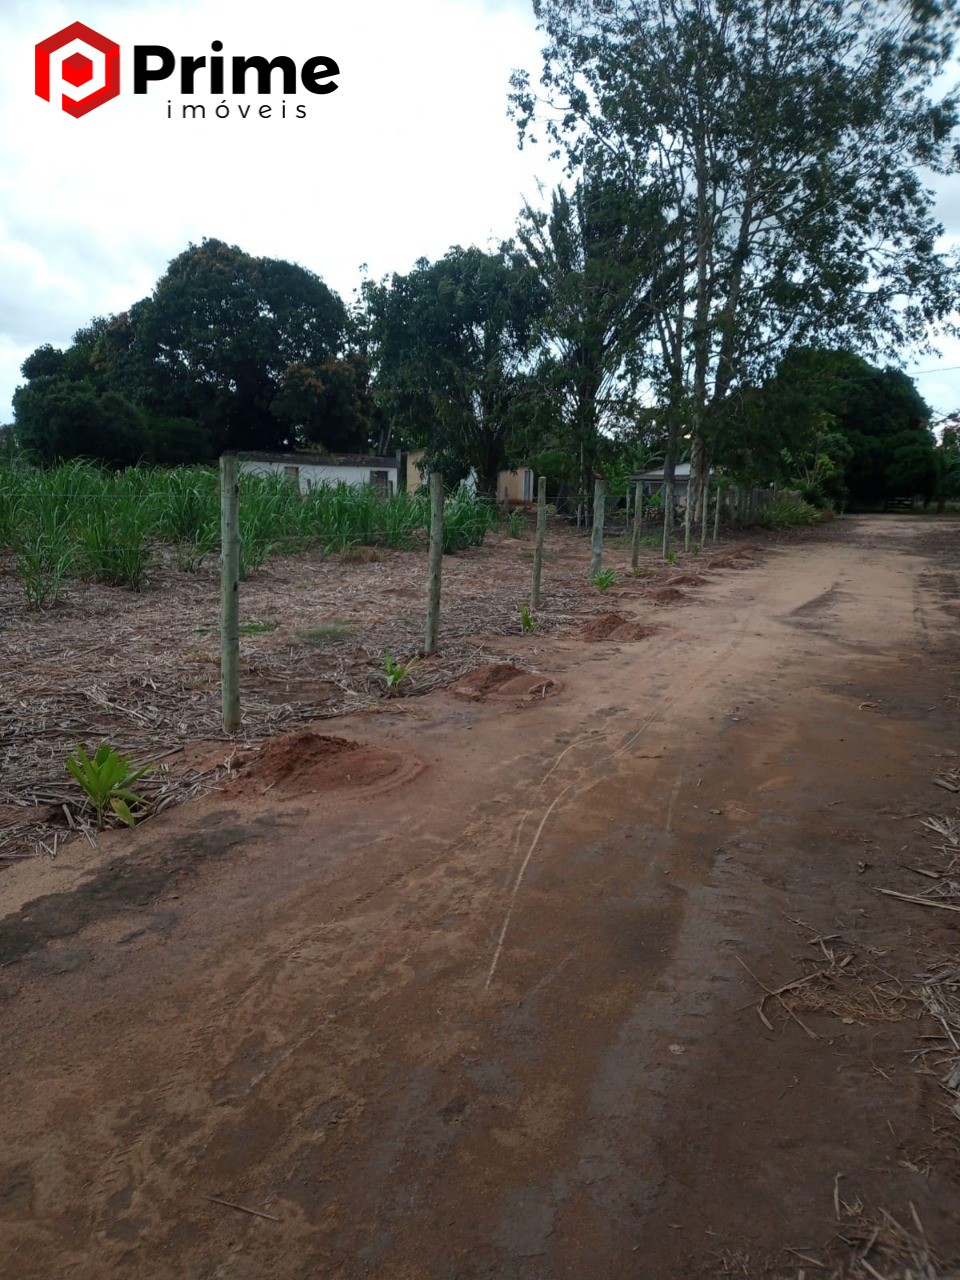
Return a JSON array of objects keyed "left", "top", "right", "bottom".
[
  {"left": 700, "top": 476, "right": 710, "bottom": 546},
  {"left": 590, "top": 477, "right": 605, "bottom": 577},
  {"left": 631, "top": 486, "right": 643, "bottom": 574},
  {"left": 424, "top": 471, "right": 444, "bottom": 655},
  {"left": 662, "top": 477, "right": 674, "bottom": 560},
  {"left": 530, "top": 476, "right": 547, "bottom": 609},
  {"left": 220, "top": 453, "right": 240, "bottom": 734}
]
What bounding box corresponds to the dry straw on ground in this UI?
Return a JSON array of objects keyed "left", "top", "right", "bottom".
[{"left": 1, "top": 523, "right": 687, "bottom": 861}]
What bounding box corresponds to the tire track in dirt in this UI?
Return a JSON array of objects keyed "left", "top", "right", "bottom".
[{"left": 483, "top": 601, "right": 758, "bottom": 990}]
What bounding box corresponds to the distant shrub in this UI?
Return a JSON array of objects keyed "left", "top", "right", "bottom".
[{"left": 754, "top": 495, "right": 823, "bottom": 529}]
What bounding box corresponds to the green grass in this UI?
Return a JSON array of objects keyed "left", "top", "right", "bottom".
[
  {"left": 295, "top": 622, "right": 352, "bottom": 645},
  {"left": 238, "top": 620, "right": 278, "bottom": 636}
]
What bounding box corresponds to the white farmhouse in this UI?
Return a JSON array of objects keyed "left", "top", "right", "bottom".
[{"left": 237, "top": 451, "right": 402, "bottom": 497}]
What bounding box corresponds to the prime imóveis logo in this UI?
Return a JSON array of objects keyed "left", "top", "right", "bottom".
[
  {"left": 36, "top": 21, "right": 120, "bottom": 118},
  {"left": 35, "top": 22, "right": 340, "bottom": 121}
]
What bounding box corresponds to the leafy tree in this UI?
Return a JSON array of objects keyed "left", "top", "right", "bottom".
[
  {"left": 937, "top": 422, "right": 960, "bottom": 504},
  {"left": 14, "top": 239, "right": 356, "bottom": 464},
  {"left": 514, "top": 165, "right": 666, "bottom": 517},
  {"left": 13, "top": 379, "right": 147, "bottom": 467},
  {"left": 146, "top": 414, "right": 214, "bottom": 466},
  {"left": 745, "top": 347, "right": 937, "bottom": 505},
  {"left": 512, "top": 0, "right": 960, "bottom": 534},
  {"left": 20, "top": 344, "right": 67, "bottom": 381},
  {"left": 133, "top": 239, "right": 349, "bottom": 452},
  {"left": 363, "top": 247, "right": 544, "bottom": 492},
  {"left": 271, "top": 355, "right": 375, "bottom": 454}
]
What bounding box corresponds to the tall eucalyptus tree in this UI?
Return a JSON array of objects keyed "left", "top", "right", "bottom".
[{"left": 512, "top": 0, "right": 959, "bottom": 542}]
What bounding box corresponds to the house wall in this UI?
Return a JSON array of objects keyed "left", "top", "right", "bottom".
[
  {"left": 406, "top": 451, "right": 481, "bottom": 496},
  {"left": 240, "top": 459, "right": 397, "bottom": 497},
  {"left": 497, "top": 468, "right": 534, "bottom": 503},
  {"left": 406, "top": 450, "right": 426, "bottom": 493},
  {"left": 405, "top": 453, "right": 536, "bottom": 501}
]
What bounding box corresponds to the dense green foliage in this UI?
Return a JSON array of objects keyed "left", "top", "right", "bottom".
[
  {"left": 747, "top": 348, "right": 939, "bottom": 507},
  {"left": 14, "top": 241, "right": 371, "bottom": 465},
  {"left": 513, "top": 169, "right": 663, "bottom": 505},
  {"left": 753, "top": 495, "right": 824, "bottom": 529},
  {"left": 511, "top": 0, "right": 960, "bottom": 515},
  {"left": 361, "top": 246, "right": 544, "bottom": 493},
  {"left": 0, "top": 460, "right": 498, "bottom": 607}
]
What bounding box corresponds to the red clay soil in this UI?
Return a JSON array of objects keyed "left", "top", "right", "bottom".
[
  {"left": 2, "top": 516, "right": 960, "bottom": 1280},
  {"left": 228, "top": 731, "right": 410, "bottom": 797},
  {"left": 577, "top": 612, "right": 656, "bottom": 642},
  {"left": 450, "top": 663, "right": 561, "bottom": 702},
  {"left": 644, "top": 584, "right": 689, "bottom": 604}
]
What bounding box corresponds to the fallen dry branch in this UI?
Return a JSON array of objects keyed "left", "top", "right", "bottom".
[
  {"left": 202, "top": 1195, "right": 280, "bottom": 1223},
  {"left": 917, "top": 962, "right": 960, "bottom": 1126},
  {"left": 741, "top": 930, "right": 909, "bottom": 1035},
  {"left": 735, "top": 954, "right": 821, "bottom": 1040},
  {"left": 875, "top": 889, "right": 960, "bottom": 914}
]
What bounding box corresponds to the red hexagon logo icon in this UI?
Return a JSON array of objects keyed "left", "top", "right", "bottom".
[{"left": 36, "top": 22, "right": 120, "bottom": 118}]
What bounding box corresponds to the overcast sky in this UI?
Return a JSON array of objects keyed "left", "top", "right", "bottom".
[{"left": 3, "top": 0, "right": 960, "bottom": 429}]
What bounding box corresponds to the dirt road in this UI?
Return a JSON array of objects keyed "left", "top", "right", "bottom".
[{"left": 2, "top": 516, "right": 959, "bottom": 1278}]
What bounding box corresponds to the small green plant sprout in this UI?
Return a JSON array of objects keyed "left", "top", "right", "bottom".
[
  {"left": 592, "top": 568, "right": 618, "bottom": 593},
  {"left": 519, "top": 603, "right": 541, "bottom": 633},
  {"left": 65, "top": 743, "right": 152, "bottom": 831},
  {"left": 382, "top": 652, "right": 418, "bottom": 695},
  {"left": 238, "top": 620, "right": 278, "bottom": 636},
  {"left": 507, "top": 510, "right": 525, "bottom": 538},
  {"left": 666, "top": 549, "right": 677, "bottom": 565}
]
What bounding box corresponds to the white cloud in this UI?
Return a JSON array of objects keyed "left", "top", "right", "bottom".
[{"left": 2, "top": 0, "right": 561, "bottom": 414}]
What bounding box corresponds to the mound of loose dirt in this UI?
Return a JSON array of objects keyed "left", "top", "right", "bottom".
[
  {"left": 229, "top": 731, "right": 409, "bottom": 796},
  {"left": 577, "top": 612, "right": 655, "bottom": 642},
  {"left": 707, "top": 545, "right": 761, "bottom": 570},
  {"left": 645, "top": 586, "right": 688, "bottom": 605},
  {"left": 450, "top": 663, "right": 560, "bottom": 702},
  {"left": 663, "top": 573, "right": 706, "bottom": 588}
]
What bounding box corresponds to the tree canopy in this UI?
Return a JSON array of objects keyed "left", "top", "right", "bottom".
[
  {"left": 511, "top": 0, "right": 960, "bottom": 517},
  {"left": 362, "top": 246, "right": 544, "bottom": 493},
  {"left": 514, "top": 165, "right": 666, "bottom": 508},
  {"left": 738, "top": 347, "right": 938, "bottom": 506},
  {"left": 14, "top": 239, "right": 370, "bottom": 465}
]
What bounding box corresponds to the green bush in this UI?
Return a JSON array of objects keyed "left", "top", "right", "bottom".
[
  {"left": 439, "top": 492, "right": 497, "bottom": 554},
  {"left": 754, "top": 495, "right": 823, "bottom": 528}
]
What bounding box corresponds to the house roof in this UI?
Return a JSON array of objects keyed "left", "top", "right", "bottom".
[
  {"left": 634, "top": 463, "right": 717, "bottom": 481},
  {"left": 235, "top": 451, "right": 398, "bottom": 469}
]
